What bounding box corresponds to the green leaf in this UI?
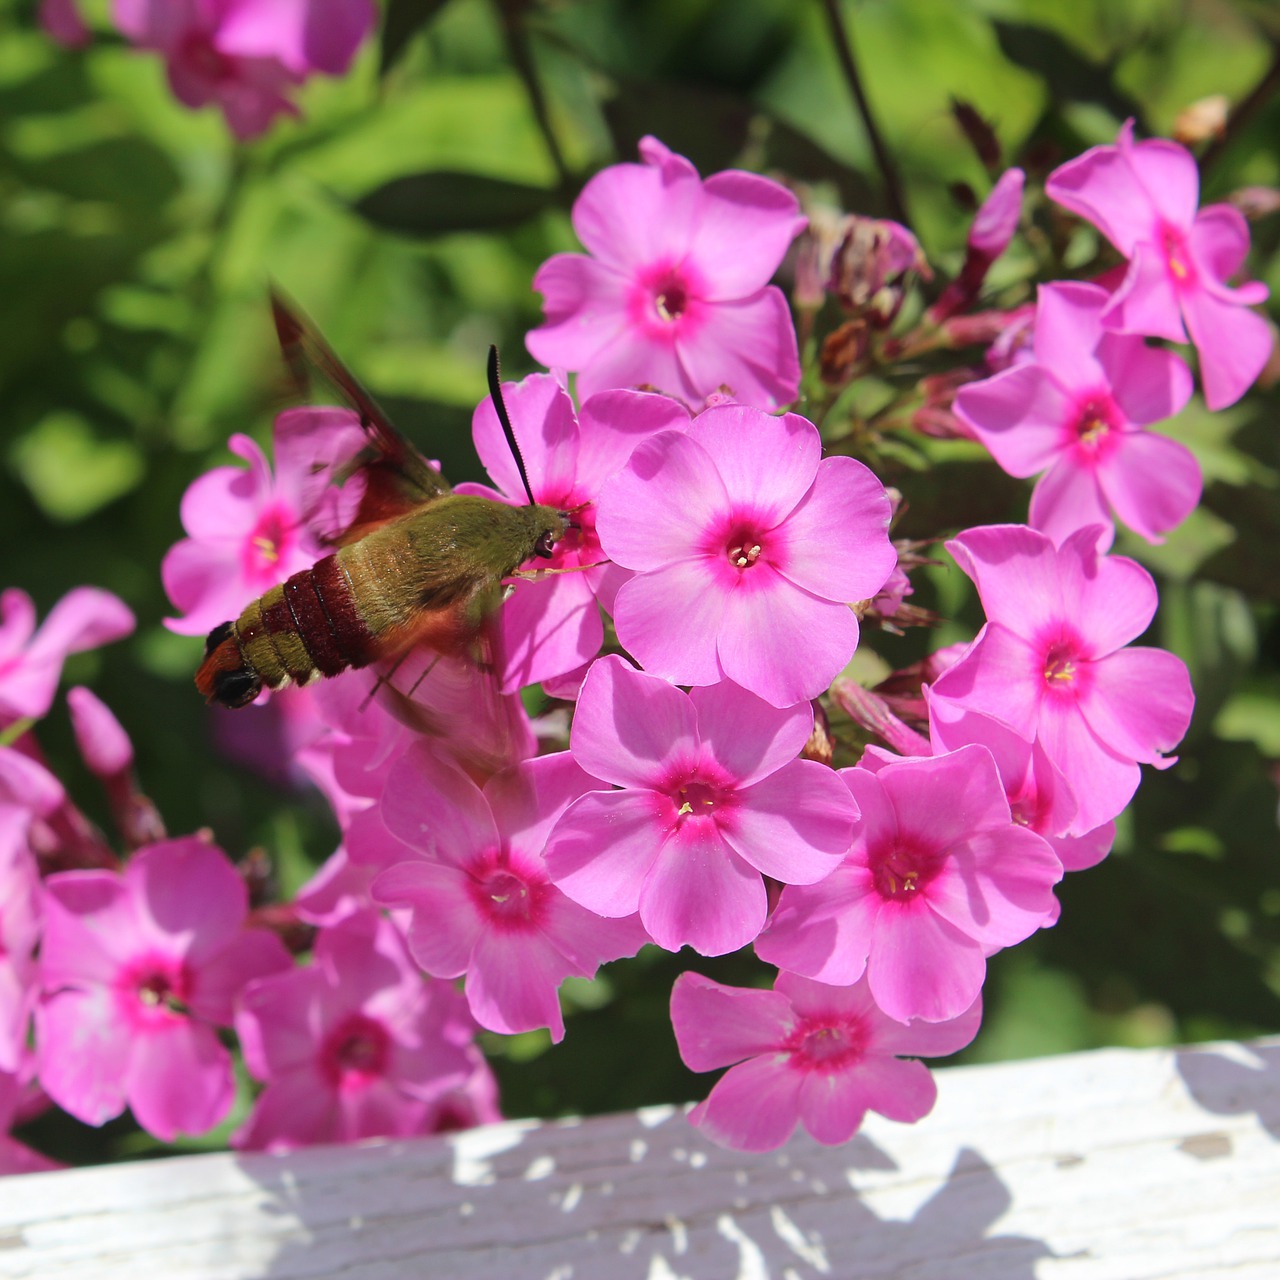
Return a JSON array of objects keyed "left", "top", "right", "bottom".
[
  {"left": 993, "top": 20, "right": 1145, "bottom": 126},
  {"left": 10, "top": 412, "right": 145, "bottom": 522},
  {"left": 380, "top": 0, "right": 457, "bottom": 74},
  {"left": 352, "top": 171, "right": 558, "bottom": 237}
]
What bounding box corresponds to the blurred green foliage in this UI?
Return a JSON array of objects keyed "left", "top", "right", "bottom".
[{"left": 2, "top": 0, "right": 1279, "bottom": 1162}]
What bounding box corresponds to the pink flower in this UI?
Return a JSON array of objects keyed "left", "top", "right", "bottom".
[
  {"left": 954, "top": 281, "right": 1199, "bottom": 549},
  {"left": 757, "top": 747, "right": 1061, "bottom": 1022},
  {"left": 35, "top": 838, "right": 292, "bottom": 1140},
  {"left": 596, "top": 404, "right": 896, "bottom": 708},
  {"left": 0, "top": 587, "right": 134, "bottom": 725},
  {"left": 930, "top": 524, "right": 1194, "bottom": 832},
  {"left": 111, "top": 0, "right": 375, "bottom": 141},
  {"left": 373, "top": 749, "right": 648, "bottom": 1041},
  {"left": 670, "top": 971, "right": 981, "bottom": 1152},
  {"left": 527, "top": 136, "right": 806, "bottom": 409},
  {"left": 39, "top": 0, "right": 90, "bottom": 47},
  {"left": 0, "top": 1071, "right": 60, "bottom": 1174},
  {"left": 234, "top": 912, "right": 474, "bottom": 1152},
  {"left": 460, "top": 374, "right": 690, "bottom": 691},
  {"left": 0, "top": 755, "right": 51, "bottom": 1072},
  {"left": 544, "top": 657, "right": 857, "bottom": 956},
  {"left": 926, "top": 693, "right": 1114, "bottom": 873},
  {"left": 1046, "top": 120, "right": 1272, "bottom": 410},
  {"left": 67, "top": 686, "right": 133, "bottom": 778},
  {"left": 162, "top": 422, "right": 332, "bottom": 638}
]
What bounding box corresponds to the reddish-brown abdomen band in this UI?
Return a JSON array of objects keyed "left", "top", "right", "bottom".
[
  {"left": 309, "top": 554, "right": 379, "bottom": 668},
  {"left": 282, "top": 571, "right": 346, "bottom": 676}
]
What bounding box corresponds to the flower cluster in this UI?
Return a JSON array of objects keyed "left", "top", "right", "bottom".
[
  {"left": 39, "top": 0, "right": 376, "bottom": 139},
  {"left": 6, "top": 119, "right": 1264, "bottom": 1168}
]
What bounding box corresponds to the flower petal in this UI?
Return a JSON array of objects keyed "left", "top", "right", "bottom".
[
  {"left": 1095, "top": 431, "right": 1201, "bottom": 542},
  {"left": 670, "top": 972, "right": 796, "bottom": 1070}
]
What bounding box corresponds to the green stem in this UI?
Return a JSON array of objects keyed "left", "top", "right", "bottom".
[{"left": 819, "top": 0, "right": 911, "bottom": 228}]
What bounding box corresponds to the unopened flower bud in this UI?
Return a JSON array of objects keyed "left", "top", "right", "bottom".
[{"left": 67, "top": 686, "right": 132, "bottom": 779}]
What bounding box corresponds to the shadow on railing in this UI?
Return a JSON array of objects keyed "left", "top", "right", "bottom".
[
  {"left": 240, "top": 1106, "right": 1051, "bottom": 1279},
  {"left": 1176, "top": 1042, "right": 1280, "bottom": 1143}
]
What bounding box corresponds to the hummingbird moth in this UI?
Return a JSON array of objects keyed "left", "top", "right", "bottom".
[{"left": 195, "top": 293, "right": 570, "bottom": 727}]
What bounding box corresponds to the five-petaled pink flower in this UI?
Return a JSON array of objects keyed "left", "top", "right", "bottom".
[
  {"left": 596, "top": 404, "right": 896, "bottom": 708},
  {"left": 163, "top": 410, "right": 359, "bottom": 638},
  {"left": 1046, "top": 119, "right": 1271, "bottom": 410},
  {"left": 0, "top": 587, "right": 134, "bottom": 726},
  {"left": 930, "top": 523, "right": 1195, "bottom": 833},
  {"left": 670, "top": 970, "right": 982, "bottom": 1152},
  {"left": 461, "top": 374, "right": 690, "bottom": 691},
  {"left": 373, "top": 748, "right": 648, "bottom": 1041},
  {"left": 234, "top": 911, "right": 474, "bottom": 1152},
  {"left": 757, "top": 746, "right": 1061, "bottom": 1023},
  {"left": 954, "top": 281, "right": 1199, "bottom": 548},
  {"left": 35, "top": 838, "right": 292, "bottom": 1140},
  {"left": 111, "top": 0, "right": 375, "bottom": 141},
  {"left": 527, "top": 136, "right": 806, "bottom": 409},
  {"left": 544, "top": 656, "right": 858, "bottom": 957}
]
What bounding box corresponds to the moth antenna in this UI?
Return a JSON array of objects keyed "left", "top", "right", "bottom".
[{"left": 487, "top": 345, "right": 538, "bottom": 507}]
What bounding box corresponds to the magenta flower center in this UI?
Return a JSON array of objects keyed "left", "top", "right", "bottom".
[
  {"left": 543, "top": 491, "right": 601, "bottom": 571},
  {"left": 1043, "top": 642, "right": 1078, "bottom": 686},
  {"left": 869, "top": 839, "right": 940, "bottom": 900},
  {"left": 321, "top": 1012, "right": 391, "bottom": 1090},
  {"left": 783, "top": 1015, "right": 868, "bottom": 1073},
  {"left": 119, "top": 954, "right": 192, "bottom": 1026},
  {"left": 1158, "top": 220, "right": 1197, "bottom": 290},
  {"left": 627, "top": 259, "right": 707, "bottom": 342},
  {"left": 467, "top": 850, "right": 550, "bottom": 932},
  {"left": 243, "top": 503, "right": 296, "bottom": 582},
  {"left": 675, "top": 778, "right": 721, "bottom": 819},
  {"left": 725, "top": 524, "right": 767, "bottom": 572},
  {"left": 1071, "top": 395, "right": 1120, "bottom": 452}
]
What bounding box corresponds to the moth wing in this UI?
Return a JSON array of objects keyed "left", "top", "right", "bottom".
[
  {"left": 270, "top": 288, "right": 450, "bottom": 544},
  {"left": 370, "top": 617, "right": 536, "bottom": 784}
]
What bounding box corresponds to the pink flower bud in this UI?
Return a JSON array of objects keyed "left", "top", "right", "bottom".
[
  {"left": 67, "top": 687, "right": 132, "bottom": 779},
  {"left": 38, "top": 0, "right": 90, "bottom": 48},
  {"left": 968, "top": 167, "right": 1024, "bottom": 259}
]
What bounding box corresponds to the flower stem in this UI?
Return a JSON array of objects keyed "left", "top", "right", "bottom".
[{"left": 819, "top": 0, "right": 911, "bottom": 229}]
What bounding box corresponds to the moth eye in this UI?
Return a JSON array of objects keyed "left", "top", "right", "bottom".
[{"left": 535, "top": 531, "right": 557, "bottom": 559}]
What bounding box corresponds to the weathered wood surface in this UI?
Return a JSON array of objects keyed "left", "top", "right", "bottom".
[{"left": 0, "top": 1038, "right": 1277, "bottom": 1279}]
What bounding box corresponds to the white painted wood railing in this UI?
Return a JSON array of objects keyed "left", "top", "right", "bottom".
[{"left": 1, "top": 1037, "right": 1276, "bottom": 1279}]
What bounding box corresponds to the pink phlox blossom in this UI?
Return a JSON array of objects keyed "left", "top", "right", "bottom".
[
  {"left": 926, "top": 693, "right": 1115, "bottom": 875},
  {"left": 0, "top": 759, "right": 51, "bottom": 1073},
  {"left": 374, "top": 748, "right": 648, "bottom": 1042},
  {"left": 163, "top": 429, "right": 327, "bottom": 638},
  {"left": 35, "top": 837, "right": 292, "bottom": 1140},
  {"left": 1046, "top": 119, "right": 1272, "bottom": 410},
  {"left": 39, "top": 0, "right": 91, "bottom": 47},
  {"left": 0, "top": 587, "right": 134, "bottom": 725},
  {"left": 0, "top": 1069, "right": 60, "bottom": 1174},
  {"left": 930, "top": 523, "right": 1194, "bottom": 833},
  {"left": 670, "top": 970, "right": 982, "bottom": 1152},
  {"left": 543, "top": 656, "right": 857, "bottom": 957},
  {"left": 421, "top": 1054, "right": 503, "bottom": 1133},
  {"left": 110, "top": 0, "right": 374, "bottom": 141},
  {"left": 234, "top": 911, "right": 474, "bottom": 1152},
  {"left": 596, "top": 404, "right": 896, "bottom": 708},
  {"left": 459, "top": 374, "right": 691, "bottom": 691},
  {"left": 954, "top": 281, "right": 1199, "bottom": 549},
  {"left": 527, "top": 136, "right": 806, "bottom": 409},
  {"left": 757, "top": 746, "right": 1062, "bottom": 1023}
]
